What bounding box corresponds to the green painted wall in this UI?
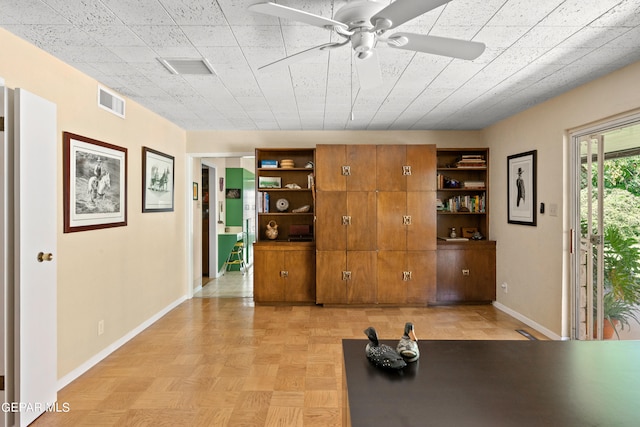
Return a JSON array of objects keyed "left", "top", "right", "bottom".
[{"left": 225, "top": 168, "right": 243, "bottom": 226}]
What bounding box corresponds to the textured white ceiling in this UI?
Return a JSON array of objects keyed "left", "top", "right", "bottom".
[{"left": 1, "top": 0, "right": 639, "bottom": 131}]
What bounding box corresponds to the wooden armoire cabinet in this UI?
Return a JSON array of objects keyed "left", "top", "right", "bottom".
[{"left": 315, "top": 144, "right": 437, "bottom": 305}]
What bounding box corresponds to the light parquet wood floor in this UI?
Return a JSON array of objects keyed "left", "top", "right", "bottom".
[{"left": 33, "top": 294, "right": 546, "bottom": 426}]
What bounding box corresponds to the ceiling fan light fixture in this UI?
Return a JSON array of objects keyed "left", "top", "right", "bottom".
[{"left": 356, "top": 50, "right": 373, "bottom": 60}]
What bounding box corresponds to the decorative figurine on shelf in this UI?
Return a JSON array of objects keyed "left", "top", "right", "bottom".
[
  {"left": 450, "top": 227, "right": 457, "bottom": 238},
  {"left": 364, "top": 327, "right": 407, "bottom": 370},
  {"left": 472, "top": 231, "right": 484, "bottom": 240},
  {"left": 396, "top": 322, "right": 420, "bottom": 362},
  {"left": 266, "top": 220, "right": 278, "bottom": 240}
]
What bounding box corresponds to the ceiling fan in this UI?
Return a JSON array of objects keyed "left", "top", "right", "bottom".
[{"left": 248, "top": 0, "right": 486, "bottom": 89}]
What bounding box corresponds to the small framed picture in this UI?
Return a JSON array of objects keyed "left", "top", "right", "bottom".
[
  {"left": 226, "top": 188, "right": 241, "bottom": 199},
  {"left": 507, "top": 150, "right": 537, "bottom": 226},
  {"left": 193, "top": 182, "right": 198, "bottom": 201},
  {"left": 259, "top": 176, "right": 282, "bottom": 188},
  {"left": 142, "top": 147, "right": 174, "bottom": 212}
]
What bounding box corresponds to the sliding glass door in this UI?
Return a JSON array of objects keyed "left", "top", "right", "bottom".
[{"left": 572, "top": 119, "right": 640, "bottom": 340}]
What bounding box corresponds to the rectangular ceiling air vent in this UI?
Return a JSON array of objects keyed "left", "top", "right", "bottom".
[
  {"left": 158, "top": 58, "right": 216, "bottom": 75},
  {"left": 98, "top": 85, "right": 125, "bottom": 118}
]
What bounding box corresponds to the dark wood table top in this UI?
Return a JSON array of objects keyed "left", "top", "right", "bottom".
[{"left": 342, "top": 339, "right": 640, "bottom": 427}]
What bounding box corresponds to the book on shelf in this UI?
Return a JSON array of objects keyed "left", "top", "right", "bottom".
[
  {"left": 261, "top": 160, "right": 278, "bottom": 168},
  {"left": 441, "top": 193, "right": 486, "bottom": 213},
  {"left": 456, "top": 155, "right": 486, "bottom": 168},
  {"left": 463, "top": 180, "right": 485, "bottom": 189},
  {"left": 438, "top": 236, "right": 470, "bottom": 241},
  {"left": 258, "top": 192, "right": 270, "bottom": 213}
]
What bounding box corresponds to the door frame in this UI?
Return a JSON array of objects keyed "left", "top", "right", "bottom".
[{"left": 570, "top": 112, "right": 640, "bottom": 340}]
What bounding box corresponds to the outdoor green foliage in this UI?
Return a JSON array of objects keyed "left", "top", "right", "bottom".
[{"left": 582, "top": 154, "right": 640, "bottom": 337}]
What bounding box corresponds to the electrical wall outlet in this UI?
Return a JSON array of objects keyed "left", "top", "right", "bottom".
[{"left": 98, "top": 320, "right": 104, "bottom": 336}]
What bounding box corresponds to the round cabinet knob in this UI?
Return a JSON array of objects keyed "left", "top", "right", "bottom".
[{"left": 276, "top": 198, "right": 289, "bottom": 212}]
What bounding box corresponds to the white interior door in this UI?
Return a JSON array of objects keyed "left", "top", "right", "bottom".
[{"left": 14, "top": 88, "right": 57, "bottom": 426}]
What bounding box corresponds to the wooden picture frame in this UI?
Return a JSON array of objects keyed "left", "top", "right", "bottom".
[
  {"left": 258, "top": 176, "right": 281, "bottom": 188},
  {"left": 63, "top": 132, "right": 127, "bottom": 233},
  {"left": 142, "top": 147, "right": 174, "bottom": 212},
  {"left": 507, "top": 150, "right": 537, "bottom": 226},
  {"left": 193, "top": 182, "right": 198, "bottom": 201}
]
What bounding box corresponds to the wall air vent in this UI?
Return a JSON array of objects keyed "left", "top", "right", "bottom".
[
  {"left": 158, "top": 58, "right": 216, "bottom": 75},
  {"left": 98, "top": 85, "right": 125, "bottom": 118}
]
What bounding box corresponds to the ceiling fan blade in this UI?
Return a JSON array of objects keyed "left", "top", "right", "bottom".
[
  {"left": 249, "top": 2, "right": 348, "bottom": 30},
  {"left": 354, "top": 51, "right": 383, "bottom": 90},
  {"left": 371, "top": 0, "right": 452, "bottom": 30},
  {"left": 388, "top": 32, "right": 486, "bottom": 60},
  {"left": 258, "top": 43, "right": 340, "bottom": 71}
]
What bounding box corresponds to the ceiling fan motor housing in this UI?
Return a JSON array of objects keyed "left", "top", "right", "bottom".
[{"left": 352, "top": 29, "right": 376, "bottom": 57}]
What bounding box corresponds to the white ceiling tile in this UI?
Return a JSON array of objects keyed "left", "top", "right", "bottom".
[
  {"left": 42, "top": 0, "right": 118, "bottom": 27},
  {"left": 487, "top": 0, "right": 564, "bottom": 26},
  {"left": 101, "top": 0, "right": 173, "bottom": 25},
  {"left": 589, "top": 0, "right": 640, "bottom": 27},
  {"left": 233, "top": 26, "right": 284, "bottom": 47},
  {"left": 1, "top": 0, "right": 69, "bottom": 24},
  {"left": 438, "top": 0, "right": 506, "bottom": 26},
  {"left": 129, "top": 25, "right": 192, "bottom": 47},
  {"left": 109, "top": 46, "right": 159, "bottom": 63},
  {"left": 474, "top": 26, "right": 531, "bottom": 48},
  {"left": 159, "top": 0, "right": 227, "bottom": 25},
  {"left": 539, "top": 0, "right": 626, "bottom": 27},
  {"left": 84, "top": 24, "right": 146, "bottom": 47},
  {"left": 181, "top": 25, "right": 237, "bottom": 47}
]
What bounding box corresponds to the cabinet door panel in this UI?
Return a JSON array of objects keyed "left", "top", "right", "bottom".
[
  {"left": 316, "top": 191, "right": 347, "bottom": 251},
  {"left": 436, "top": 248, "right": 465, "bottom": 302},
  {"left": 254, "top": 249, "right": 285, "bottom": 302},
  {"left": 407, "top": 191, "right": 436, "bottom": 251},
  {"left": 461, "top": 248, "right": 496, "bottom": 301},
  {"left": 286, "top": 250, "right": 316, "bottom": 302},
  {"left": 347, "top": 191, "right": 377, "bottom": 250},
  {"left": 347, "top": 145, "right": 377, "bottom": 191},
  {"left": 347, "top": 251, "right": 377, "bottom": 304},
  {"left": 407, "top": 145, "right": 436, "bottom": 191},
  {"left": 316, "top": 145, "right": 346, "bottom": 191},
  {"left": 376, "top": 145, "right": 405, "bottom": 191},
  {"left": 377, "top": 191, "right": 406, "bottom": 250},
  {"left": 406, "top": 251, "right": 436, "bottom": 304},
  {"left": 376, "top": 251, "right": 406, "bottom": 304},
  {"left": 316, "top": 250, "right": 347, "bottom": 303}
]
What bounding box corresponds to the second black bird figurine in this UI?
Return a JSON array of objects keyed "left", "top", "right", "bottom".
[{"left": 364, "top": 326, "right": 407, "bottom": 370}]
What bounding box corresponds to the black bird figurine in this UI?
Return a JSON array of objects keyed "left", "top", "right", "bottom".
[
  {"left": 396, "top": 322, "right": 420, "bottom": 362},
  {"left": 364, "top": 327, "right": 407, "bottom": 370}
]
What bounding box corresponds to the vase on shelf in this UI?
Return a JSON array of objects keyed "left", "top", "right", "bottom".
[{"left": 266, "top": 220, "right": 278, "bottom": 240}]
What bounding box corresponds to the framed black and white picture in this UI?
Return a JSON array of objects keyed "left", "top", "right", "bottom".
[
  {"left": 142, "top": 147, "right": 174, "bottom": 212},
  {"left": 507, "top": 150, "right": 537, "bottom": 226},
  {"left": 63, "top": 132, "right": 127, "bottom": 233}
]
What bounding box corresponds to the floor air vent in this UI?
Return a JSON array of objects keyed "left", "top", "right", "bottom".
[
  {"left": 98, "top": 86, "right": 125, "bottom": 118},
  {"left": 516, "top": 329, "right": 538, "bottom": 340},
  {"left": 158, "top": 58, "right": 216, "bottom": 75}
]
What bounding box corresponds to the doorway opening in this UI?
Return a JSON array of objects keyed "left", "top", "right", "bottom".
[
  {"left": 195, "top": 156, "right": 255, "bottom": 299},
  {"left": 571, "top": 116, "right": 640, "bottom": 340}
]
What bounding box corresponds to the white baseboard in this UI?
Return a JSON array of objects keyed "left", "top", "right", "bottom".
[
  {"left": 492, "top": 301, "right": 567, "bottom": 341},
  {"left": 57, "top": 295, "right": 188, "bottom": 390}
]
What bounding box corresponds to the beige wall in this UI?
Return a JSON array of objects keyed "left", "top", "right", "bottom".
[
  {"left": 0, "top": 29, "right": 188, "bottom": 379},
  {"left": 187, "top": 129, "right": 484, "bottom": 153},
  {"left": 484, "top": 60, "right": 640, "bottom": 338}
]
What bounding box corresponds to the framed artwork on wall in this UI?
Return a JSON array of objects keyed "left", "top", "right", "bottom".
[
  {"left": 193, "top": 182, "right": 198, "bottom": 201},
  {"left": 507, "top": 150, "right": 537, "bottom": 226},
  {"left": 63, "top": 132, "right": 127, "bottom": 233},
  {"left": 142, "top": 147, "right": 174, "bottom": 212}
]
